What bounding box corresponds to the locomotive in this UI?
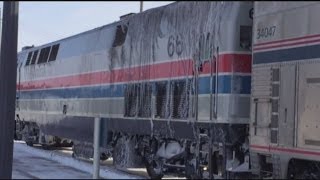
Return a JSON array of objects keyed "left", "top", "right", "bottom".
[
  {"left": 16, "top": 1, "right": 320, "bottom": 179},
  {"left": 15, "top": 1, "right": 253, "bottom": 178},
  {"left": 250, "top": 1, "right": 320, "bottom": 179}
]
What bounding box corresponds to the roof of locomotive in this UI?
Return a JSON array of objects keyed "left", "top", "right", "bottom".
[
  {"left": 18, "top": 1, "right": 252, "bottom": 64},
  {"left": 18, "top": 1, "right": 177, "bottom": 54},
  {"left": 254, "top": 1, "right": 319, "bottom": 17}
]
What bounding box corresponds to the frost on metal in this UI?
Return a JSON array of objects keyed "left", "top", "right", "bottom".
[
  {"left": 113, "top": 136, "right": 143, "bottom": 169},
  {"left": 108, "top": 1, "right": 232, "bottom": 136},
  {"left": 122, "top": 1, "right": 225, "bottom": 61}
]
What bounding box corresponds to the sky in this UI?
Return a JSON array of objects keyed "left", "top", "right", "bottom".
[{"left": 0, "top": 1, "right": 174, "bottom": 51}]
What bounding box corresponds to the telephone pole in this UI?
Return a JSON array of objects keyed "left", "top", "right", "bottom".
[
  {"left": 140, "top": 1, "right": 143, "bottom": 12},
  {"left": 0, "top": 1, "right": 19, "bottom": 179}
]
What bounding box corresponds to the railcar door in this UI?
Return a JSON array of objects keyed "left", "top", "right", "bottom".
[
  {"left": 250, "top": 66, "right": 273, "bottom": 145},
  {"left": 251, "top": 65, "right": 296, "bottom": 147},
  {"left": 192, "top": 51, "right": 200, "bottom": 121},
  {"left": 16, "top": 57, "right": 23, "bottom": 110},
  {"left": 278, "top": 64, "right": 296, "bottom": 147},
  {"left": 297, "top": 62, "right": 320, "bottom": 150}
]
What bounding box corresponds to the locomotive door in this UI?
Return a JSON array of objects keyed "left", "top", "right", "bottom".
[
  {"left": 251, "top": 67, "right": 273, "bottom": 145},
  {"left": 297, "top": 62, "right": 320, "bottom": 149},
  {"left": 252, "top": 97, "right": 272, "bottom": 144},
  {"left": 278, "top": 65, "right": 296, "bottom": 147},
  {"left": 16, "top": 59, "right": 23, "bottom": 110}
]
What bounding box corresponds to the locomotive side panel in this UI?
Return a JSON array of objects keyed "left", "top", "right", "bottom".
[
  {"left": 252, "top": 1, "right": 320, "bottom": 151},
  {"left": 17, "top": 24, "right": 121, "bottom": 140},
  {"left": 17, "top": 1, "right": 253, "bottom": 141},
  {"left": 251, "top": 2, "right": 320, "bottom": 179},
  {"left": 298, "top": 62, "right": 320, "bottom": 150},
  {"left": 15, "top": 2, "right": 254, "bottom": 178}
]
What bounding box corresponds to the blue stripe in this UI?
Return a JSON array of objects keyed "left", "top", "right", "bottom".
[
  {"left": 253, "top": 44, "right": 320, "bottom": 64},
  {"left": 19, "top": 75, "right": 251, "bottom": 99}
]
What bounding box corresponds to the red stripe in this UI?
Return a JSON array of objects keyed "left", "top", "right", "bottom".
[
  {"left": 254, "top": 33, "right": 320, "bottom": 47},
  {"left": 253, "top": 38, "right": 320, "bottom": 51},
  {"left": 18, "top": 54, "right": 251, "bottom": 90},
  {"left": 250, "top": 144, "right": 320, "bottom": 156}
]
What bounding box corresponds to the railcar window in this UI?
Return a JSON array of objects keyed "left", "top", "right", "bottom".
[
  {"left": 30, "top": 50, "right": 39, "bottom": 65},
  {"left": 48, "top": 44, "right": 60, "bottom": 62},
  {"left": 124, "top": 84, "right": 139, "bottom": 117},
  {"left": 38, "top": 46, "right": 51, "bottom": 64},
  {"left": 199, "top": 33, "right": 212, "bottom": 61},
  {"left": 240, "top": 26, "right": 252, "bottom": 51},
  {"left": 25, "top": 51, "right": 33, "bottom": 66},
  {"left": 112, "top": 25, "right": 128, "bottom": 47},
  {"left": 137, "top": 83, "right": 152, "bottom": 118},
  {"left": 44, "top": 46, "right": 51, "bottom": 63},
  {"left": 38, "top": 48, "right": 45, "bottom": 64}
]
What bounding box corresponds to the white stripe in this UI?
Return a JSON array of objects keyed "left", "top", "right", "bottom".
[
  {"left": 17, "top": 110, "right": 124, "bottom": 119},
  {"left": 254, "top": 37, "right": 320, "bottom": 52},
  {"left": 18, "top": 97, "right": 124, "bottom": 101},
  {"left": 198, "top": 94, "right": 251, "bottom": 98},
  {"left": 18, "top": 94, "right": 251, "bottom": 101}
]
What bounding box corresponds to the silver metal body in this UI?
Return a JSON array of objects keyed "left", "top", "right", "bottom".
[
  {"left": 15, "top": 1, "right": 253, "bottom": 138},
  {"left": 250, "top": 2, "right": 320, "bottom": 178},
  {"left": 15, "top": 2, "right": 254, "bottom": 178}
]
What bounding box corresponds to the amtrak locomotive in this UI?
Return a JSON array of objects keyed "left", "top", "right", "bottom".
[
  {"left": 15, "top": 1, "right": 253, "bottom": 178},
  {"left": 250, "top": 2, "right": 320, "bottom": 179},
  {"left": 16, "top": 1, "right": 320, "bottom": 179}
]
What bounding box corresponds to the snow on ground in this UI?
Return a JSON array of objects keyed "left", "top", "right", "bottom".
[{"left": 12, "top": 141, "right": 145, "bottom": 179}]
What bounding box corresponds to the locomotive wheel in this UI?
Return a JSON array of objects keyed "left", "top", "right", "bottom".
[
  {"left": 185, "top": 158, "right": 201, "bottom": 179},
  {"left": 145, "top": 159, "right": 164, "bottom": 179},
  {"left": 288, "top": 161, "right": 320, "bottom": 179},
  {"left": 113, "top": 136, "right": 143, "bottom": 168},
  {"left": 113, "top": 137, "right": 128, "bottom": 168}
]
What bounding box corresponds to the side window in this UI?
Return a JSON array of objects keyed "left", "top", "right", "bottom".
[
  {"left": 38, "top": 46, "right": 51, "bottom": 64},
  {"left": 25, "top": 51, "right": 33, "bottom": 66},
  {"left": 24, "top": 44, "right": 59, "bottom": 66},
  {"left": 48, "top": 44, "right": 60, "bottom": 62},
  {"left": 30, "top": 50, "right": 39, "bottom": 65},
  {"left": 199, "top": 33, "right": 212, "bottom": 61},
  {"left": 240, "top": 25, "right": 252, "bottom": 51},
  {"left": 112, "top": 24, "right": 128, "bottom": 47}
]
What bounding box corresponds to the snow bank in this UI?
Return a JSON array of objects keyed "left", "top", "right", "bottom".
[{"left": 13, "top": 141, "right": 145, "bottom": 179}]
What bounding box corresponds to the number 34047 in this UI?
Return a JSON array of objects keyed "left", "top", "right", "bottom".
[{"left": 257, "top": 26, "right": 276, "bottom": 39}]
